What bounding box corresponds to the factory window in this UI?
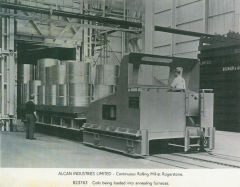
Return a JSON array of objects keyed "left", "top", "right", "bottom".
[
  {"left": 129, "top": 97, "right": 139, "bottom": 108},
  {"left": 102, "top": 105, "right": 117, "bottom": 120}
]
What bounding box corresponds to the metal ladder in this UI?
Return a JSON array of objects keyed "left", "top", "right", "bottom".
[{"left": 168, "top": 127, "right": 202, "bottom": 152}]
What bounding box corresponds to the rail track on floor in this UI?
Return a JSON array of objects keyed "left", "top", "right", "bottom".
[{"left": 146, "top": 152, "right": 240, "bottom": 169}]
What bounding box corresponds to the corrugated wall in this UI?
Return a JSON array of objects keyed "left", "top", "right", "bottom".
[
  {"left": 153, "top": 0, "right": 172, "bottom": 56},
  {"left": 153, "top": 0, "right": 240, "bottom": 58}
]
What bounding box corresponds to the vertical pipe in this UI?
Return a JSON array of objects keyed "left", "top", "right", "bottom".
[
  {"left": 8, "top": 17, "right": 15, "bottom": 116},
  {"left": 0, "top": 10, "right": 2, "bottom": 117},
  {"left": 6, "top": 18, "right": 9, "bottom": 115},
  {"left": 105, "top": 33, "right": 107, "bottom": 64},
  {"left": 1, "top": 18, "right": 5, "bottom": 117},
  {"left": 1, "top": 57, "right": 4, "bottom": 117}
]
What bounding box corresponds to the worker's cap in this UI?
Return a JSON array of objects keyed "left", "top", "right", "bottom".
[
  {"left": 175, "top": 67, "right": 183, "bottom": 73},
  {"left": 30, "top": 94, "right": 35, "bottom": 100}
]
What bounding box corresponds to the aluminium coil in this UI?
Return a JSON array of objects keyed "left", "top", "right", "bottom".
[
  {"left": 96, "top": 64, "right": 118, "bottom": 86},
  {"left": 65, "top": 61, "right": 89, "bottom": 84},
  {"left": 50, "top": 63, "right": 67, "bottom": 85},
  {"left": 37, "top": 58, "right": 60, "bottom": 85},
  {"left": 22, "top": 83, "right": 30, "bottom": 104},
  {"left": 37, "top": 85, "right": 45, "bottom": 105},
  {"left": 57, "top": 84, "right": 68, "bottom": 106},
  {"left": 29, "top": 80, "right": 41, "bottom": 105},
  {"left": 22, "top": 64, "right": 34, "bottom": 84},
  {"left": 45, "top": 84, "right": 57, "bottom": 105},
  {"left": 68, "top": 83, "right": 89, "bottom": 107}
]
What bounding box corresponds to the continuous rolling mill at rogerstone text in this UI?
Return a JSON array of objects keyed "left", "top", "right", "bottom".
[{"left": 116, "top": 172, "right": 183, "bottom": 177}]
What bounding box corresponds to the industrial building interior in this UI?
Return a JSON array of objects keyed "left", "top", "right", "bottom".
[{"left": 1, "top": 0, "right": 240, "bottom": 168}]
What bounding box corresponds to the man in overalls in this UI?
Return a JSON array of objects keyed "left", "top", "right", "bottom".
[{"left": 25, "top": 94, "right": 36, "bottom": 140}]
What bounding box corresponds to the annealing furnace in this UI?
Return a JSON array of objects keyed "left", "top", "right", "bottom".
[{"left": 82, "top": 53, "right": 215, "bottom": 156}]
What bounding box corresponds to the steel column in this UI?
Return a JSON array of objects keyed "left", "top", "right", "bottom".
[
  {"left": 1, "top": 17, "right": 5, "bottom": 117},
  {"left": 143, "top": 0, "right": 154, "bottom": 53},
  {"left": 0, "top": 54, "right": 4, "bottom": 117},
  {"left": 7, "top": 17, "right": 15, "bottom": 116},
  {"left": 0, "top": 7, "right": 16, "bottom": 117}
]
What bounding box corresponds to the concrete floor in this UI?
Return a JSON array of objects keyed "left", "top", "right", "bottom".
[
  {"left": 1, "top": 131, "right": 240, "bottom": 168},
  {"left": 214, "top": 131, "right": 240, "bottom": 157},
  {"left": 0, "top": 131, "right": 169, "bottom": 168}
]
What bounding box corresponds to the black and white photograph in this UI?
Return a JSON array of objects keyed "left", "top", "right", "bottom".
[{"left": 0, "top": 0, "right": 240, "bottom": 186}]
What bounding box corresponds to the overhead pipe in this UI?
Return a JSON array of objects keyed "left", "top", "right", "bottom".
[{"left": 155, "top": 25, "right": 214, "bottom": 37}]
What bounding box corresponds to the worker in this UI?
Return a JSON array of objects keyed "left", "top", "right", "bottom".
[
  {"left": 170, "top": 67, "right": 186, "bottom": 90},
  {"left": 25, "top": 94, "right": 36, "bottom": 140}
]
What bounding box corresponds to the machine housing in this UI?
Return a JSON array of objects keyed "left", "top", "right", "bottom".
[{"left": 83, "top": 53, "right": 215, "bottom": 156}]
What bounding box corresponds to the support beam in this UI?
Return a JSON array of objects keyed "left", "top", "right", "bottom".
[
  {"left": 58, "top": 6, "right": 77, "bottom": 34},
  {"left": 72, "top": 27, "right": 83, "bottom": 40},
  {"left": 57, "top": 24, "right": 72, "bottom": 38},
  {"left": 0, "top": 1, "right": 142, "bottom": 29},
  {"left": 1, "top": 15, "right": 16, "bottom": 117},
  {"left": 22, "top": 11, "right": 43, "bottom": 36},
  {"left": 15, "top": 32, "right": 45, "bottom": 42},
  {"left": 154, "top": 25, "right": 214, "bottom": 37},
  {"left": 143, "top": 0, "right": 154, "bottom": 53}
]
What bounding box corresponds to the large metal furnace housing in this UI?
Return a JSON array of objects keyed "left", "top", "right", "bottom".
[
  {"left": 83, "top": 53, "right": 215, "bottom": 156},
  {"left": 199, "top": 32, "right": 240, "bottom": 132}
]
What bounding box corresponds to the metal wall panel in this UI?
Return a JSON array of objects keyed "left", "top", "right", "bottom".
[
  {"left": 175, "top": 40, "right": 199, "bottom": 56},
  {"left": 176, "top": 0, "right": 202, "bottom": 7},
  {"left": 153, "top": 0, "right": 240, "bottom": 58},
  {"left": 153, "top": 32, "right": 172, "bottom": 47},
  {"left": 153, "top": 1, "right": 172, "bottom": 55},
  {"left": 154, "top": 11, "right": 171, "bottom": 27},
  {"left": 154, "top": 0, "right": 172, "bottom": 13},
  {"left": 153, "top": 45, "right": 172, "bottom": 56},
  {"left": 208, "top": 13, "right": 235, "bottom": 34},
  {"left": 173, "top": 51, "right": 199, "bottom": 59},
  {"left": 176, "top": 0, "right": 203, "bottom": 25},
  {"left": 209, "top": 0, "right": 234, "bottom": 16}
]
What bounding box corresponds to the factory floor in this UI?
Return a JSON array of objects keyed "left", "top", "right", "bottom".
[{"left": 1, "top": 131, "right": 240, "bottom": 168}]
